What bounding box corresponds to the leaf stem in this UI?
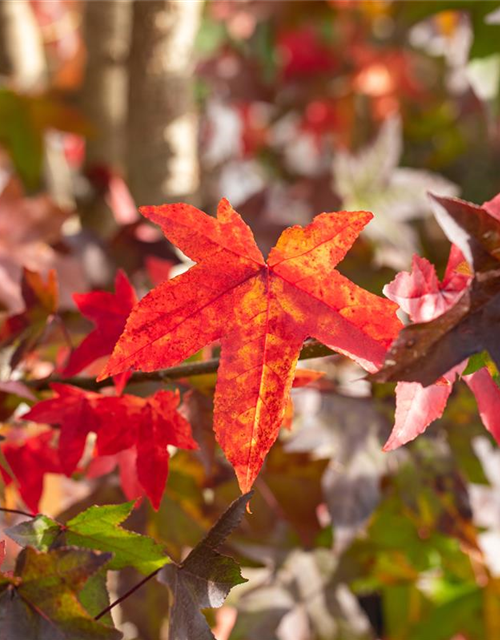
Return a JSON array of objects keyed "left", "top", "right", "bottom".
[
  {"left": 0, "top": 506, "right": 36, "bottom": 518},
  {"left": 23, "top": 340, "right": 335, "bottom": 392},
  {"left": 94, "top": 567, "right": 162, "bottom": 621}
]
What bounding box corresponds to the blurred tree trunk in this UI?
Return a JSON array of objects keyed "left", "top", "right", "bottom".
[
  {"left": 127, "top": 0, "right": 202, "bottom": 206},
  {"left": 80, "top": 0, "right": 132, "bottom": 169},
  {"left": 0, "top": 0, "right": 46, "bottom": 89}
]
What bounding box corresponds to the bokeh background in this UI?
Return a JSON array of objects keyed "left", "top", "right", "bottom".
[{"left": 1, "top": 1, "right": 500, "bottom": 639}]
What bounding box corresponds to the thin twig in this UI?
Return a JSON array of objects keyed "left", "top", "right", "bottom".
[
  {"left": 23, "top": 340, "right": 335, "bottom": 392},
  {"left": 0, "top": 506, "right": 35, "bottom": 518},
  {"left": 94, "top": 567, "right": 162, "bottom": 621}
]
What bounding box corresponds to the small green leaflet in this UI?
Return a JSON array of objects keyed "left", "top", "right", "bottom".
[
  {"left": 159, "top": 491, "right": 253, "bottom": 640},
  {"left": 463, "top": 351, "right": 489, "bottom": 375},
  {"left": 462, "top": 350, "right": 500, "bottom": 388},
  {"left": 6, "top": 513, "right": 60, "bottom": 550},
  {"left": 6, "top": 501, "right": 170, "bottom": 575}
]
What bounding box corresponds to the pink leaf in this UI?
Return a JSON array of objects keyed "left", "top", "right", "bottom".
[
  {"left": 383, "top": 247, "right": 470, "bottom": 324},
  {"left": 463, "top": 368, "right": 500, "bottom": 445},
  {"left": 384, "top": 379, "right": 454, "bottom": 451}
]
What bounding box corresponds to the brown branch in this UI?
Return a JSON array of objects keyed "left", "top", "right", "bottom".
[
  {"left": 23, "top": 340, "right": 335, "bottom": 392},
  {"left": 94, "top": 567, "right": 162, "bottom": 621}
]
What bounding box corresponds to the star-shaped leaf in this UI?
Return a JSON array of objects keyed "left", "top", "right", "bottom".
[
  {"left": 0, "top": 547, "right": 121, "bottom": 640},
  {"left": 6, "top": 502, "right": 169, "bottom": 575},
  {"left": 22, "top": 386, "right": 196, "bottom": 509},
  {"left": 99, "top": 199, "right": 401, "bottom": 492},
  {"left": 94, "top": 390, "right": 198, "bottom": 509},
  {"left": 86, "top": 448, "right": 142, "bottom": 504},
  {"left": 62, "top": 270, "right": 137, "bottom": 378},
  {"left": 158, "top": 491, "right": 252, "bottom": 640},
  {"left": 1, "top": 430, "right": 62, "bottom": 514},
  {"left": 22, "top": 384, "right": 101, "bottom": 477}
]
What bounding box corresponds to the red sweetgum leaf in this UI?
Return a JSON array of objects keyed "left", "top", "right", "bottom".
[
  {"left": 62, "top": 270, "right": 137, "bottom": 377},
  {"left": 21, "top": 384, "right": 196, "bottom": 509},
  {"left": 282, "top": 368, "right": 326, "bottom": 431},
  {"left": 99, "top": 199, "right": 401, "bottom": 493},
  {"left": 292, "top": 368, "right": 325, "bottom": 387},
  {"left": 145, "top": 255, "right": 173, "bottom": 286},
  {"left": 86, "top": 448, "right": 143, "bottom": 504},
  {"left": 22, "top": 384, "right": 101, "bottom": 477},
  {"left": 94, "top": 390, "right": 197, "bottom": 509},
  {"left": 2, "top": 430, "right": 61, "bottom": 514}
]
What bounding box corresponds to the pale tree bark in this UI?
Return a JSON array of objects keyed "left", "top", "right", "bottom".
[
  {"left": 80, "top": 0, "right": 132, "bottom": 170},
  {"left": 0, "top": 0, "right": 47, "bottom": 90},
  {"left": 127, "top": 0, "right": 202, "bottom": 206}
]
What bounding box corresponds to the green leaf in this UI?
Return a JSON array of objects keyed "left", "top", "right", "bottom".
[
  {"left": 0, "top": 546, "right": 121, "bottom": 640},
  {"left": 6, "top": 514, "right": 61, "bottom": 551},
  {"left": 0, "top": 89, "right": 43, "bottom": 192},
  {"left": 462, "top": 350, "right": 500, "bottom": 388},
  {"left": 409, "top": 586, "right": 483, "bottom": 640},
  {"left": 79, "top": 569, "right": 113, "bottom": 626},
  {"left": 7, "top": 501, "right": 170, "bottom": 575},
  {"left": 0, "top": 89, "right": 91, "bottom": 192},
  {"left": 462, "top": 350, "right": 489, "bottom": 376},
  {"left": 64, "top": 502, "right": 170, "bottom": 574},
  {"left": 159, "top": 492, "right": 253, "bottom": 640},
  {"left": 468, "top": 8, "right": 500, "bottom": 61}
]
